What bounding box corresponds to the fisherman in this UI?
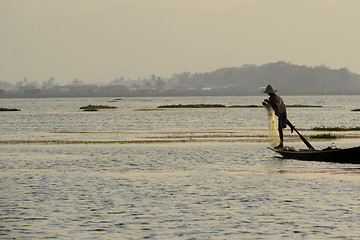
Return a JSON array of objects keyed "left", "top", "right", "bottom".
[{"left": 262, "top": 85, "right": 293, "bottom": 149}]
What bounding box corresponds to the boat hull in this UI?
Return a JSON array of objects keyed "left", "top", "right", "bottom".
[{"left": 269, "top": 146, "right": 360, "bottom": 164}]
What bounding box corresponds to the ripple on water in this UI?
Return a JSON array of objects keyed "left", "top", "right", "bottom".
[{"left": 1, "top": 95, "right": 360, "bottom": 239}]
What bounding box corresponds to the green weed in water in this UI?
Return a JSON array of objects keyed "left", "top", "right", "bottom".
[
  {"left": 0, "top": 108, "right": 20, "bottom": 111},
  {"left": 310, "top": 133, "right": 337, "bottom": 139},
  {"left": 158, "top": 104, "right": 227, "bottom": 108},
  {"left": 157, "top": 104, "right": 322, "bottom": 109},
  {"left": 80, "top": 105, "right": 116, "bottom": 111},
  {"left": 227, "top": 105, "right": 261, "bottom": 108},
  {"left": 312, "top": 126, "right": 360, "bottom": 131},
  {"left": 287, "top": 105, "right": 322, "bottom": 108}
]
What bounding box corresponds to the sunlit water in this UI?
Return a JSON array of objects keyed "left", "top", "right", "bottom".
[{"left": 1, "top": 96, "right": 360, "bottom": 239}]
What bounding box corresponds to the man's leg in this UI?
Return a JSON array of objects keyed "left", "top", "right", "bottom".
[
  {"left": 276, "top": 128, "right": 284, "bottom": 149},
  {"left": 276, "top": 115, "right": 285, "bottom": 149}
]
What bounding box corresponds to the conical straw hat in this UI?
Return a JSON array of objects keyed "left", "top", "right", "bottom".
[{"left": 264, "top": 85, "right": 278, "bottom": 93}]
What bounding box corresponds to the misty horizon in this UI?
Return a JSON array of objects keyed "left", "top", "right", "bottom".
[
  {"left": 1, "top": 61, "right": 360, "bottom": 97},
  {"left": 1, "top": 61, "right": 359, "bottom": 87}
]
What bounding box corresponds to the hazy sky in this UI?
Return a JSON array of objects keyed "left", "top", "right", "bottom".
[{"left": 1, "top": 0, "right": 359, "bottom": 84}]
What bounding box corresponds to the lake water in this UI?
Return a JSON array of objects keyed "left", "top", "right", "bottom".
[{"left": 1, "top": 96, "right": 360, "bottom": 239}]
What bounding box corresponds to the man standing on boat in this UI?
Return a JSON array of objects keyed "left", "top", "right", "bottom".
[{"left": 262, "top": 85, "right": 292, "bottom": 149}]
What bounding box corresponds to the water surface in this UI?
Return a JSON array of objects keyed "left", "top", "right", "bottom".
[{"left": 1, "top": 96, "right": 360, "bottom": 239}]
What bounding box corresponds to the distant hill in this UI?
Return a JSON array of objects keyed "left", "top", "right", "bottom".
[
  {"left": 2, "top": 61, "right": 360, "bottom": 97},
  {"left": 169, "top": 61, "right": 360, "bottom": 94}
]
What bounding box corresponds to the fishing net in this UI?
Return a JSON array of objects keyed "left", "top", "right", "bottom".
[{"left": 265, "top": 104, "right": 279, "bottom": 146}]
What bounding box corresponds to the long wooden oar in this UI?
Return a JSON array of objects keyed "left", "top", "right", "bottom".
[{"left": 286, "top": 120, "right": 315, "bottom": 150}]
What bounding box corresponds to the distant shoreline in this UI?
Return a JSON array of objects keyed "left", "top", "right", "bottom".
[{"left": 2, "top": 92, "right": 360, "bottom": 98}]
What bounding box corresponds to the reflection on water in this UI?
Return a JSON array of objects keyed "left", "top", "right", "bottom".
[{"left": 1, "top": 96, "right": 360, "bottom": 239}]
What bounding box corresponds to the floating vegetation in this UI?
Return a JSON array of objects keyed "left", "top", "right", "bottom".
[
  {"left": 287, "top": 104, "right": 322, "bottom": 108},
  {"left": 138, "top": 104, "right": 262, "bottom": 111},
  {"left": 157, "top": 104, "right": 323, "bottom": 109},
  {"left": 0, "top": 108, "right": 20, "bottom": 111},
  {"left": 225, "top": 104, "right": 321, "bottom": 108},
  {"left": 310, "top": 133, "right": 337, "bottom": 139},
  {"left": 136, "top": 109, "right": 165, "bottom": 111},
  {"left": 158, "top": 104, "right": 226, "bottom": 108},
  {"left": 157, "top": 104, "right": 264, "bottom": 109},
  {"left": 312, "top": 126, "right": 360, "bottom": 131},
  {"left": 351, "top": 109, "right": 360, "bottom": 112},
  {"left": 107, "top": 98, "right": 123, "bottom": 102},
  {"left": 2, "top": 129, "right": 360, "bottom": 145},
  {"left": 80, "top": 105, "right": 117, "bottom": 111},
  {"left": 0, "top": 139, "right": 196, "bottom": 145},
  {"left": 228, "top": 105, "right": 261, "bottom": 108}
]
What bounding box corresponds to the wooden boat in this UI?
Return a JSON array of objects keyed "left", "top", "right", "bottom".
[{"left": 269, "top": 145, "right": 360, "bottom": 164}]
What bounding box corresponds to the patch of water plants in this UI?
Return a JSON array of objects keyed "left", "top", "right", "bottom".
[
  {"left": 310, "top": 133, "right": 337, "bottom": 139},
  {"left": 158, "top": 104, "right": 227, "bottom": 108},
  {"left": 0, "top": 107, "right": 20, "bottom": 111},
  {"left": 312, "top": 126, "right": 360, "bottom": 131},
  {"left": 157, "top": 104, "right": 271, "bottom": 108},
  {"left": 228, "top": 105, "right": 261, "bottom": 108},
  {"left": 107, "top": 98, "right": 123, "bottom": 102},
  {"left": 157, "top": 104, "right": 322, "bottom": 109},
  {"left": 287, "top": 104, "right": 322, "bottom": 108},
  {"left": 80, "top": 105, "right": 117, "bottom": 111}
]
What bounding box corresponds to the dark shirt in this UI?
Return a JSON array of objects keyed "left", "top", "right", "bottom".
[{"left": 268, "top": 93, "right": 286, "bottom": 117}]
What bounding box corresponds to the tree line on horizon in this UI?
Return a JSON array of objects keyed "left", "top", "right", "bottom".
[{"left": 1, "top": 61, "right": 360, "bottom": 95}]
